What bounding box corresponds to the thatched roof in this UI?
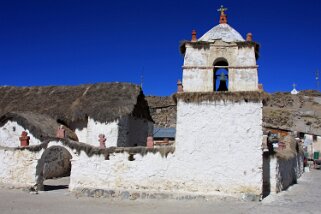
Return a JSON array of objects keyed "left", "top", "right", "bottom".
[
  {"left": 173, "top": 91, "right": 269, "bottom": 104},
  {"left": 0, "top": 82, "right": 152, "bottom": 125},
  {"left": 0, "top": 112, "right": 78, "bottom": 141},
  {"left": 274, "top": 135, "right": 303, "bottom": 160}
]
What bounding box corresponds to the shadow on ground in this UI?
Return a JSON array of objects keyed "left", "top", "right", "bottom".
[{"left": 44, "top": 185, "right": 69, "bottom": 191}]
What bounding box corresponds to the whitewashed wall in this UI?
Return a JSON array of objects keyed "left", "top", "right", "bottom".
[
  {"left": 0, "top": 121, "right": 41, "bottom": 147},
  {"left": 183, "top": 41, "right": 258, "bottom": 92},
  {"left": 86, "top": 116, "right": 152, "bottom": 147},
  {"left": 0, "top": 140, "right": 77, "bottom": 189},
  {"left": 0, "top": 147, "right": 42, "bottom": 187},
  {"left": 182, "top": 68, "right": 213, "bottom": 92},
  {"left": 69, "top": 100, "right": 263, "bottom": 196},
  {"left": 86, "top": 117, "right": 119, "bottom": 147},
  {"left": 174, "top": 100, "right": 263, "bottom": 194},
  {"left": 75, "top": 127, "right": 87, "bottom": 143}
]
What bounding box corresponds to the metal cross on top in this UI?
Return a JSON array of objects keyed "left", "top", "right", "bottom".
[{"left": 217, "top": 5, "right": 228, "bottom": 15}]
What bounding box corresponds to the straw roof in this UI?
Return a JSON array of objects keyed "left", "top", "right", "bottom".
[
  {"left": 0, "top": 82, "right": 152, "bottom": 125},
  {"left": 0, "top": 112, "right": 78, "bottom": 141},
  {"left": 173, "top": 91, "right": 269, "bottom": 103}
]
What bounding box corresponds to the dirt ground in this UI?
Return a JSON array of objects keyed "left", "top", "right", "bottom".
[{"left": 1, "top": 170, "right": 321, "bottom": 214}]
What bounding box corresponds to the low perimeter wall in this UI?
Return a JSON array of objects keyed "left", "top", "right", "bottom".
[
  {"left": 0, "top": 139, "right": 76, "bottom": 190},
  {"left": 263, "top": 152, "right": 304, "bottom": 196}
]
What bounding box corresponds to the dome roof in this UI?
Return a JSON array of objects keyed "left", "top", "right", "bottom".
[{"left": 198, "top": 23, "right": 244, "bottom": 43}]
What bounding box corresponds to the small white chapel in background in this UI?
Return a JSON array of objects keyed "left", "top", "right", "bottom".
[{"left": 291, "top": 83, "right": 299, "bottom": 95}]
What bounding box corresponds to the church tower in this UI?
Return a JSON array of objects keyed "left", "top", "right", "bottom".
[
  {"left": 175, "top": 6, "right": 265, "bottom": 196},
  {"left": 180, "top": 5, "right": 259, "bottom": 92}
]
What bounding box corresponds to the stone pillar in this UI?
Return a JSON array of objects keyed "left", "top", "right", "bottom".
[
  {"left": 98, "top": 134, "right": 106, "bottom": 149},
  {"left": 19, "top": 131, "right": 30, "bottom": 147},
  {"left": 147, "top": 136, "right": 154, "bottom": 148}
]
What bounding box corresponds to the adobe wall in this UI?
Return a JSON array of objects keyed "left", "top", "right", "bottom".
[
  {"left": 70, "top": 100, "right": 263, "bottom": 197},
  {"left": 86, "top": 117, "right": 119, "bottom": 147},
  {"left": 0, "top": 121, "right": 41, "bottom": 147},
  {"left": 0, "top": 147, "right": 42, "bottom": 188},
  {"left": 0, "top": 140, "right": 75, "bottom": 190},
  {"left": 175, "top": 100, "right": 263, "bottom": 195}
]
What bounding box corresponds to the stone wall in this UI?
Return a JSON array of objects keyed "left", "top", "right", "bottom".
[
  {"left": 0, "top": 121, "right": 41, "bottom": 147},
  {"left": 146, "top": 96, "right": 176, "bottom": 128}
]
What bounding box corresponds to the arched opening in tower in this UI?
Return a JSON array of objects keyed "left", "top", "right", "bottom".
[{"left": 213, "top": 59, "right": 229, "bottom": 92}]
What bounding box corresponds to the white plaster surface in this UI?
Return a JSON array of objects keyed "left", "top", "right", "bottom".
[
  {"left": 182, "top": 69, "right": 213, "bottom": 92},
  {"left": 228, "top": 68, "right": 258, "bottom": 92},
  {"left": 198, "top": 24, "right": 245, "bottom": 43},
  {"left": 86, "top": 118, "right": 119, "bottom": 147},
  {"left": 0, "top": 147, "right": 42, "bottom": 187},
  {"left": 0, "top": 121, "right": 41, "bottom": 147},
  {"left": 69, "top": 101, "right": 264, "bottom": 195},
  {"left": 183, "top": 41, "right": 258, "bottom": 92},
  {"left": 75, "top": 127, "right": 87, "bottom": 143},
  {"left": 0, "top": 140, "right": 78, "bottom": 189}
]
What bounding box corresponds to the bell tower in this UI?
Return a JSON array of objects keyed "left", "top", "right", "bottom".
[
  {"left": 175, "top": 6, "right": 265, "bottom": 196},
  {"left": 180, "top": 6, "right": 259, "bottom": 93}
]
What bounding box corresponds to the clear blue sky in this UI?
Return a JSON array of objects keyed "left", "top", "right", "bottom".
[{"left": 0, "top": 0, "right": 320, "bottom": 96}]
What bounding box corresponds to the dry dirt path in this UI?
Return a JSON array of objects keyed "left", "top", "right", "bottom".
[{"left": 0, "top": 170, "right": 321, "bottom": 214}]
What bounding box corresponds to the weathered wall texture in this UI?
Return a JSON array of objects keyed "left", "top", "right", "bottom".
[
  {"left": 174, "top": 100, "right": 263, "bottom": 194},
  {"left": 69, "top": 100, "right": 263, "bottom": 196},
  {"left": 74, "top": 116, "right": 151, "bottom": 147},
  {"left": 183, "top": 41, "right": 258, "bottom": 92},
  {"left": 0, "top": 121, "right": 41, "bottom": 147},
  {"left": 264, "top": 153, "right": 304, "bottom": 195},
  {"left": 74, "top": 127, "right": 87, "bottom": 144},
  {"left": 86, "top": 117, "right": 119, "bottom": 147},
  {"left": 0, "top": 140, "right": 76, "bottom": 189},
  {"left": 0, "top": 147, "right": 42, "bottom": 187}
]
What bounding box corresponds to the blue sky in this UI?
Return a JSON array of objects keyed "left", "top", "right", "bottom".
[{"left": 0, "top": 0, "right": 320, "bottom": 96}]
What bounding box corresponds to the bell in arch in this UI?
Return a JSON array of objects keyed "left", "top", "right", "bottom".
[{"left": 217, "top": 72, "right": 228, "bottom": 91}]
